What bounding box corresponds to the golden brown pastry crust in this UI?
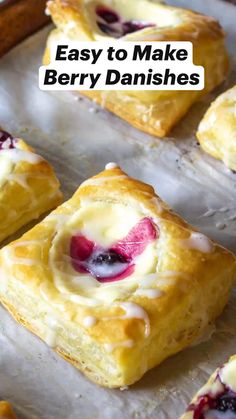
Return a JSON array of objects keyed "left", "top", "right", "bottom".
[
  {"left": 0, "top": 165, "right": 235, "bottom": 387},
  {"left": 0, "top": 402, "right": 18, "bottom": 419},
  {"left": 197, "top": 85, "right": 236, "bottom": 171},
  {"left": 0, "top": 133, "right": 62, "bottom": 243},
  {"left": 44, "top": 0, "right": 229, "bottom": 138}
]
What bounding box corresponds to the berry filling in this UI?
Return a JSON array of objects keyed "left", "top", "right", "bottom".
[
  {"left": 0, "top": 130, "right": 17, "bottom": 150},
  {"left": 96, "top": 5, "right": 155, "bottom": 38},
  {"left": 70, "top": 217, "right": 157, "bottom": 282},
  {"left": 215, "top": 394, "right": 236, "bottom": 413},
  {"left": 96, "top": 6, "right": 119, "bottom": 24},
  {"left": 187, "top": 379, "right": 236, "bottom": 418}
]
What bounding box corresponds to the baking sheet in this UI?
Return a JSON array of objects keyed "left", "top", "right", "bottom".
[{"left": 0, "top": 0, "right": 236, "bottom": 417}]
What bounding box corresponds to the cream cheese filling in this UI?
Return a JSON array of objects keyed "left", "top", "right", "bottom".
[
  {"left": 220, "top": 358, "right": 236, "bottom": 393},
  {"left": 86, "top": 0, "right": 182, "bottom": 40},
  {"left": 49, "top": 201, "right": 159, "bottom": 305},
  {"left": 0, "top": 155, "right": 14, "bottom": 187}
]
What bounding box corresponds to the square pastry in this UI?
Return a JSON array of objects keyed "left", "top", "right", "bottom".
[
  {"left": 0, "top": 129, "right": 62, "bottom": 243},
  {"left": 0, "top": 164, "right": 235, "bottom": 387},
  {"left": 44, "top": 0, "right": 229, "bottom": 137},
  {"left": 180, "top": 355, "right": 236, "bottom": 418},
  {"left": 197, "top": 85, "right": 236, "bottom": 171}
]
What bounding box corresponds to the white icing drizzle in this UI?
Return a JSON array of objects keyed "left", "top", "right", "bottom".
[
  {"left": 8, "top": 257, "right": 38, "bottom": 266},
  {"left": 150, "top": 197, "right": 163, "bottom": 213},
  {"left": 119, "top": 302, "right": 150, "bottom": 337},
  {"left": 219, "top": 358, "right": 236, "bottom": 392},
  {"left": 197, "top": 376, "right": 224, "bottom": 398},
  {"left": 45, "top": 329, "right": 58, "bottom": 348},
  {"left": 134, "top": 288, "right": 164, "bottom": 299},
  {"left": 2, "top": 243, "right": 41, "bottom": 267},
  {"left": 81, "top": 175, "right": 127, "bottom": 187},
  {"left": 0, "top": 149, "right": 43, "bottom": 164},
  {"left": 0, "top": 157, "right": 14, "bottom": 187},
  {"left": 105, "top": 162, "right": 119, "bottom": 170},
  {"left": 44, "top": 213, "right": 71, "bottom": 229},
  {"left": 180, "top": 232, "right": 214, "bottom": 253},
  {"left": 139, "top": 271, "right": 189, "bottom": 290},
  {"left": 104, "top": 339, "right": 134, "bottom": 353},
  {"left": 45, "top": 316, "right": 59, "bottom": 348},
  {"left": 83, "top": 316, "right": 97, "bottom": 328},
  {"left": 65, "top": 290, "right": 101, "bottom": 307},
  {"left": 8, "top": 172, "right": 57, "bottom": 187},
  {"left": 11, "top": 240, "right": 44, "bottom": 248},
  {"left": 7, "top": 173, "right": 29, "bottom": 189}
]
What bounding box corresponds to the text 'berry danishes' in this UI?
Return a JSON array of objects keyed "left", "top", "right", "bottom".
[
  {"left": 43, "top": 69, "right": 200, "bottom": 89},
  {"left": 39, "top": 41, "right": 204, "bottom": 90}
]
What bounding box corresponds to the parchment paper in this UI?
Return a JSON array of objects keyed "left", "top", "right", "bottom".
[{"left": 0, "top": 0, "right": 236, "bottom": 418}]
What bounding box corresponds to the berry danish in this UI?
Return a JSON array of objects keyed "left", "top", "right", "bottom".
[
  {"left": 0, "top": 164, "right": 235, "bottom": 387},
  {"left": 197, "top": 85, "right": 236, "bottom": 171},
  {"left": 44, "top": 0, "right": 229, "bottom": 138},
  {"left": 0, "top": 129, "right": 62, "bottom": 243},
  {"left": 181, "top": 355, "right": 236, "bottom": 419}
]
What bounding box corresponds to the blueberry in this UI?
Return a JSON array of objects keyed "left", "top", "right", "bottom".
[
  {"left": 123, "top": 21, "right": 142, "bottom": 35},
  {"left": 97, "top": 22, "right": 118, "bottom": 36},
  {"left": 86, "top": 250, "right": 131, "bottom": 281},
  {"left": 91, "top": 250, "right": 127, "bottom": 266},
  {"left": 215, "top": 394, "right": 236, "bottom": 413},
  {"left": 122, "top": 21, "right": 154, "bottom": 36},
  {"left": 96, "top": 7, "right": 120, "bottom": 23}
]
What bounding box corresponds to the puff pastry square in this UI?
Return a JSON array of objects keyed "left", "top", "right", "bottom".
[
  {"left": 197, "top": 85, "right": 236, "bottom": 171},
  {"left": 0, "top": 129, "right": 62, "bottom": 243},
  {"left": 0, "top": 402, "right": 18, "bottom": 419},
  {"left": 180, "top": 355, "right": 236, "bottom": 418},
  {"left": 0, "top": 164, "right": 235, "bottom": 388},
  {"left": 44, "top": 0, "right": 229, "bottom": 138}
]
